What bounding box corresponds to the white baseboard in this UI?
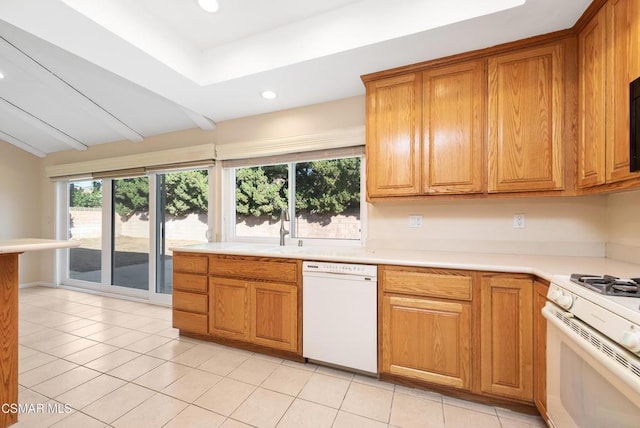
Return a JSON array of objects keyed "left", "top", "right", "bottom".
[{"left": 19, "top": 282, "right": 56, "bottom": 289}]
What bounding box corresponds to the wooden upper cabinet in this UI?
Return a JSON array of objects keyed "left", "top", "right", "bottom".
[
  {"left": 606, "top": 0, "right": 639, "bottom": 183},
  {"left": 631, "top": 0, "right": 640, "bottom": 80},
  {"left": 366, "top": 73, "right": 422, "bottom": 197},
  {"left": 578, "top": 6, "right": 607, "bottom": 187},
  {"left": 578, "top": 0, "right": 640, "bottom": 188},
  {"left": 488, "top": 43, "right": 565, "bottom": 193},
  {"left": 423, "top": 61, "right": 485, "bottom": 194}
]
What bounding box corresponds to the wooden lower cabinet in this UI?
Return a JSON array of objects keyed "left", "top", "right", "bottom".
[
  {"left": 480, "top": 274, "right": 534, "bottom": 401},
  {"left": 174, "top": 254, "right": 545, "bottom": 409},
  {"left": 1, "top": 254, "right": 19, "bottom": 428},
  {"left": 382, "top": 295, "right": 472, "bottom": 390},
  {"left": 533, "top": 279, "right": 549, "bottom": 421},
  {"left": 210, "top": 276, "right": 298, "bottom": 351},
  {"left": 209, "top": 277, "right": 249, "bottom": 341},
  {"left": 172, "top": 253, "right": 209, "bottom": 335},
  {"left": 250, "top": 281, "right": 298, "bottom": 352},
  {"left": 204, "top": 255, "right": 301, "bottom": 356}
]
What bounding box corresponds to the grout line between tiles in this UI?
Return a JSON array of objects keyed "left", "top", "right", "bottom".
[{"left": 18, "top": 286, "right": 542, "bottom": 428}]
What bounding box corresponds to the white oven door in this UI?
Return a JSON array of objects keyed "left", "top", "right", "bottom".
[{"left": 544, "top": 304, "right": 640, "bottom": 428}]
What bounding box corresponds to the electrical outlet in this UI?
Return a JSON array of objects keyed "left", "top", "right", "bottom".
[
  {"left": 513, "top": 214, "right": 526, "bottom": 229},
  {"left": 409, "top": 215, "right": 423, "bottom": 228}
]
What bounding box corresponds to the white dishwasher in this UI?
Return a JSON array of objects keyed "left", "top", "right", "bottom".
[{"left": 302, "top": 261, "right": 378, "bottom": 374}]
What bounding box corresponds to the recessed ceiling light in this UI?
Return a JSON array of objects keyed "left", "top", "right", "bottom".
[
  {"left": 0, "top": 71, "right": 4, "bottom": 79},
  {"left": 197, "top": 0, "right": 219, "bottom": 13},
  {"left": 261, "top": 90, "right": 277, "bottom": 100}
]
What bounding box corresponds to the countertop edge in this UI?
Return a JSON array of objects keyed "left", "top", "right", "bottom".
[
  {"left": 169, "top": 244, "right": 639, "bottom": 282},
  {"left": 0, "top": 239, "right": 80, "bottom": 254}
]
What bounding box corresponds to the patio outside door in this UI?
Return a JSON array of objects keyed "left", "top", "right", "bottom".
[
  {"left": 155, "top": 170, "right": 209, "bottom": 295},
  {"left": 112, "top": 177, "right": 150, "bottom": 291}
]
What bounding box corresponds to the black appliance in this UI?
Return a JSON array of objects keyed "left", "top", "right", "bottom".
[
  {"left": 631, "top": 75, "right": 640, "bottom": 171},
  {"left": 570, "top": 273, "right": 640, "bottom": 297}
]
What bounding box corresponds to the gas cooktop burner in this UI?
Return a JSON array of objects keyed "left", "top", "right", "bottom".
[{"left": 570, "top": 274, "right": 640, "bottom": 297}]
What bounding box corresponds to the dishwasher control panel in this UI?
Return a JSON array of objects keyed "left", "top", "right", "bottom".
[{"left": 302, "top": 261, "right": 377, "bottom": 278}]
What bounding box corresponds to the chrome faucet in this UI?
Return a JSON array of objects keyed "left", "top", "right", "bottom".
[{"left": 279, "top": 208, "right": 289, "bottom": 246}]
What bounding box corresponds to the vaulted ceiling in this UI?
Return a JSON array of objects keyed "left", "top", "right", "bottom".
[{"left": 0, "top": 0, "right": 591, "bottom": 157}]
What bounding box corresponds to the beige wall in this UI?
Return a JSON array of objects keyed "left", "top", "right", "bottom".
[
  {"left": 0, "top": 140, "right": 45, "bottom": 283},
  {"left": 2, "top": 94, "right": 640, "bottom": 285},
  {"left": 42, "top": 95, "right": 366, "bottom": 168},
  {"left": 606, "top": 189, "right": 640, "bottom": 264},
  {"left": 367, "top": 195, "right": 609, "bottom": 256}
]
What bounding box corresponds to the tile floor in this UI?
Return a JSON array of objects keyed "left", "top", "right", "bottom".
[{"left": 12, "top": 286, "right": 548, "bottom": 428}]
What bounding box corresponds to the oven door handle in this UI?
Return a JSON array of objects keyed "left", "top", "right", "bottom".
[{"left": 542, "top": 306, "right": 640, "bottom": 396}]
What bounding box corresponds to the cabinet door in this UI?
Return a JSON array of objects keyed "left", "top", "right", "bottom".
[
  {"left": 209, "top": 277, "right": 249, "bottom": 341},
  {"left": 382, "top": 295, "right": 471, "bottom": 390},
  {"left": 578, "top": 6, "right": 607, "bottom": 187},
  {"left": 606, "top": 0, "right": 640, "bottom": 182},
  {"left": 480, "top": 275, "right": 533, "bottom": 401},
  {"left": 366, "top": 73, "right": 422, "bottom": 197},
  {"left": 250, "top": 282, "right": 298, "bottom": 352},
  {"left": 488, "top": 43, "right": 564, "bottom": 192},
  {"left": 423, "top": 60, "right": 485, "bottom": 194},
  {"left": 533, "top": 280, "right": 549, "bottom": 421}
]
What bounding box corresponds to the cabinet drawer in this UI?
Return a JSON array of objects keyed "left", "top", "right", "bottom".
[
  {"left": 173, "top": 272, "right": 208, "bottom": 292},
  {"left": 173, "top": 310, "right": 208, "bottom": 335},
  {"left": 209, "top": 256, "right": 299, "bottom": 284},
  {"left": 173, "top": 290, "right": 208, "bottom": 314},
  {"left": 382, "top": 266, "right": 473, "bottom": 301},
  {"left": 173, "top": 254, "right": 208, "bottom": 274}
]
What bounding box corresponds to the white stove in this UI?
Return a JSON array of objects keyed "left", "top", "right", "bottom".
[
  {"left": 549, "top": 274, "right": 640, "bottom": 354},
  {"left": 544, "top": 274, "right": 640, "bottom": 428}
]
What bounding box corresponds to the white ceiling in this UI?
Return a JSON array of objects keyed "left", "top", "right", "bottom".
[{"left": 0, "top": 0, "right": 591, "bottom": 157}]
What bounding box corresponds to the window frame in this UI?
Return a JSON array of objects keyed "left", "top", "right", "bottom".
[{"left": 223, "top": 154, "right": 366, "bottom": 246}]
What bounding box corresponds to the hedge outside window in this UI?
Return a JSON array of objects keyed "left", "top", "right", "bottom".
[{"left": 232, "top": 157, "right": 362, "bottom": 241}]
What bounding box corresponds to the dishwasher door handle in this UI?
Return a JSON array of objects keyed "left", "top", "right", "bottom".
[{"left": 303, "top": 272, "right": 376, "bottom": 281}]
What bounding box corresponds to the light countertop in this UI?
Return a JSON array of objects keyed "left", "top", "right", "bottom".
[
  {"left": 170, "top": 242, "right": 640, "bottom": 282},
  {"left": 0, "top": 238, "right": 80, "bottom": 254}
]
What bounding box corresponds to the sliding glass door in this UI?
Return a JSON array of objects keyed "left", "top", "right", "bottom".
[
  {"left": 68, "top": 180, "right": 103, "bottom": 283},
  {"left": 64, "top": 168, "right": 211, "bottom": 301},
  {"left": 112, "top": 177, "right": 150, "bottom": 291},
  {"left": 156, "top": 170, "right": 209, "bottom": 295}
]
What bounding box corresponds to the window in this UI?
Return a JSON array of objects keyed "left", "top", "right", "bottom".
[{"left": 228, "top": 155, "right": 363, "bottom": 242}]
